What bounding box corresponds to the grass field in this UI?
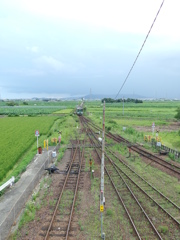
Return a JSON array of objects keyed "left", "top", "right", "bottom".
[
  {"left": 1, "top": 99, "right": 179, "bottom": 239},
  {"left": 0, "top": 100, "right": 79, "bottom": 185},
  {"left": 0, "top": 116, "right": 58, "bottom": 182},
  {"left": 87, "top": 101, "right": 179, "bottom": 119},
  {"left": 0, "top": 100, "right": 77, "bottom": 116},
  {"left": 0, "top": 99, "right": 179, "bottom": 185},
  {"left": 53, "top": 108, "right": 74, "bottom": 114},
  {"left": 87, "top": 100, "right": 180, "bottom": 151}
]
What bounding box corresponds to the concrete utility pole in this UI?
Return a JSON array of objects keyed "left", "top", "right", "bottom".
[
  {"left": 122, "top": 96, "right": 124, "bottom": 116},
  {"left": 100, "top": 100, "right": 105, "bottom": 239}
]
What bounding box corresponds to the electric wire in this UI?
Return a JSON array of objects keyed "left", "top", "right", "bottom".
[{"left": 115, "top": 0, "right": 165, "bottom": 99}]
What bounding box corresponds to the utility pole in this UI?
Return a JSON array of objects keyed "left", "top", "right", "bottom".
[
  {"left": 122, "top": 96, "right": 124, "bottom": 116},
  {"left": 100, "top": 100, "right": 105, "bottom": 239}
]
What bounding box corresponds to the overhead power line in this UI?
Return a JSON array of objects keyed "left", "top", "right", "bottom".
[{"left": 115, "top": 0, "right": 165, "bottom": 99}]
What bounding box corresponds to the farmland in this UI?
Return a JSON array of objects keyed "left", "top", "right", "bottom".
[
  {"left": 7, "top": 99, "right": 180, "bottom": 240},
  {"left": 0, "top": 101, "right": 180, "bottom": 186},
  {"left": 0, "top": 116, "right": 58, "bottom": 182},
  {"left": 0, "top": 100, "right": 77, "bottom": 116},
  {"left": 87, "top": 100, "right": 180, "bottom": 152},
  {"left": 0, "top": 99, "right": 180, "bottom": 183},
  {"left": 1, "top": 99, "right": 180, "bottom": 239},
  {"left": 0, "top": 98, "right": 82, "bottom": 185}
]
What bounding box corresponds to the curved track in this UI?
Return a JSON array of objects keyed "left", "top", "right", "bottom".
[
  {"left": 82, "top": 116, "right": 180, "bottom": 179},
  {"left": 80, "top": 116, "right": 180, "bottom": 239}
]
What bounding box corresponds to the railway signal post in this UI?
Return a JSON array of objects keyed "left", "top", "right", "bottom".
[
  {"left": 122, "top": 96, "right": 124, "bottom": 116},
  {"left": 152, "top": 122, "right": 155, "bottom": 135},
  {"left": 35, "top": 130, "right": 40, "bottom": 154},
  {"left": 100, "top": 100, "right": 105, "bottom": 239}
]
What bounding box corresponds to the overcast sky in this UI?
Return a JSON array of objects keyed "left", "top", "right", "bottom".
[{"left": 0, "top": 0, "right": 179, "bottom": 99}]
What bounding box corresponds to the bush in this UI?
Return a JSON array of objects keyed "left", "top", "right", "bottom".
[
  {"left": 175, "top": 107, "right": 180, "bottom": 120},
  {"left": 23, "top": 102, "right": 28, "bottom": 105},
  {"left": 6, "top": 101, "right": 18, "bottom": 106},
  {"left": 105, "top": 126, "right": 111, "bottom": 132},
  {"left": 158, "top": 225, "right": 168, "bottom": 234},
  {"left": 168, "top": 152, "right": 175, "bottom": 161},
  {"left": 106, "top": 208, "right": 113, "bottom": 217},
  {"left": 108, "top": 120, "right": 116, "bottom": 125},
  {"left": 126, "top": 127, "right": 135, "bottom": 135}
]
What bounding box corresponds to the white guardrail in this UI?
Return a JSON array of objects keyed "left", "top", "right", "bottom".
[{"left": 0, "top": 176, "right": 15, "bottom": 192}]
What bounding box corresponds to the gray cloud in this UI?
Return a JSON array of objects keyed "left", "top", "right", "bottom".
[
  {"left": 34, "top": 56, "right": 64, "bottom": 72},
  {"left": 0, "top": 0, "right": 180, "bottom": 99}
]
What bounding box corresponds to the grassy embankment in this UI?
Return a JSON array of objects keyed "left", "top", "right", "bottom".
[{"left": 0, "top": 100, "right": 79, "bottom": 186}]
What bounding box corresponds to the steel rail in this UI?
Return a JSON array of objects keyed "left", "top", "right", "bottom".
[
  {"left": 80, "top": 120, "right": 143, "bottom": 239},
  {"left": 85, "top": 117, "right": 180, "bottom": 225},
  {"left": 105, "top": 150, "right": 180, "bottom": 226},
  {"left": 82, "top": 118, "right": 180, "bottom": 231},
  {"left": 83, "top": 123, "right": 163, "bottom": 239},
  {"left": 105, "top": 155, "right": 163, "bottom": 239},
  {"left": 84, "top": 118, "right": 180, "bottom": 226},
  {"left": 110, "top": 133, "right": 180, "bottom": 174},
  {"left": 107, "top": 148, "right": 180, "bottom": 212},
  {"left": 131, "top": 145, "right": 180, "bottom": 171},
  {"left": 86, "top": 126, "right": 161, "bottom": 239},
  {"left": 65, "top": 147, "right": 84, "bottom": 239},
  {"left": 104, "top": 165, "right": 142, "bottom": 239},
  {"left": 44, "top": 144, "right": 78, "bottom": 240},
  {"left": 85, "top": 125, "right": 163, "bottom": 238},
  {"left": 82, "top": 116, "right": 180, "bottom": 176}
]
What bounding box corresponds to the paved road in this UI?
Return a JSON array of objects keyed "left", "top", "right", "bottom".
[{"left": 0, "top": 146, "right": 59, "bottom": 240}]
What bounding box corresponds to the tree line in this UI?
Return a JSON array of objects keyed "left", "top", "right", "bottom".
[{"left": 101, "top": 98, "right": 143, "bottom": 103}]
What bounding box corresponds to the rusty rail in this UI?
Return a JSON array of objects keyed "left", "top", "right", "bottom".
[
  {"left": 65, "top": 147, "right": 84, "bottom": 239},
  {"left": 44, "top": 144, "right": 78, "bottom": 239},
  {"left": 81, "top": 116, "right": 180, "bottom": 238}
]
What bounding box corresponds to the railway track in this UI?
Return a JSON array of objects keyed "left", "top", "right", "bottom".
[
  {"left": 82, "top": 116, "right": 180, "bottom": 179},
  {"left": 108, "top": 132, "right": 180, "bottom": 178},
  {"left": 80, "top": 116, "right": 180, "bottom": 239},
  {"left": 39, "top": 140, "right": 85, "bottom": 240},
  {"left": 106, "top": 148, "right": 180, "bottom": 223}
]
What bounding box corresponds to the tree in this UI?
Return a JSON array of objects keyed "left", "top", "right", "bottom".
[
  {"left": 175, "top": 107, "right": 180, "bottom": 120},
  {"left": 23, "top": 101, "right": 28, "bottom": 105},
  {"left": 6, "top": 101, "right": 17, "bottom": 106}
]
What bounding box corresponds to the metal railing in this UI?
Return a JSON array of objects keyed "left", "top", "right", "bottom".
[{"left": 0, "top": 177, "right": 15, "bottom": 192}]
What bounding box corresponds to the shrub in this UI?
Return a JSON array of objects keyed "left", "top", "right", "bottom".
[
  {"left": 126, "top": 127, "right": 135, "bottom": 135},
  {"left": 108, "top": 120, "right": 116, "bottom": 125},
  {"left": 106, "top": 126, "right": 111, "bottom": 132},
  {"left": 168, "top": 152, "right": 175, "bottom": 161},
  {"left": 106, "top": 208, "right": 113, "bottom": 217},
  {"left": 158, "top": 225, "right": 168, "bottom": 234}
]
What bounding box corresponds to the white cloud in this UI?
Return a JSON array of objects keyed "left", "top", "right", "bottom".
[
  {"left": 1, "top": 0, "right": 164, "bottom": 33},
  {"left": 26, "top": 46, "right": 39, "bottom": 53},
  {"left": 2, "top": 0, "right": 180, "bottom": 39},
  {"left": 34, "top": 55, "right": 64, "bottom": 72},
  {"left": 2, "top": 0, "right": 180, "bottom": 40},
  {"left": 2, "top": 68, "right": 44, "bottom": 77}
]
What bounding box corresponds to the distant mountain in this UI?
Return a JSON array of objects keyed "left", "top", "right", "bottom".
[{"left": 82, "top": 93, "right": 147, "bottom": 100}]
